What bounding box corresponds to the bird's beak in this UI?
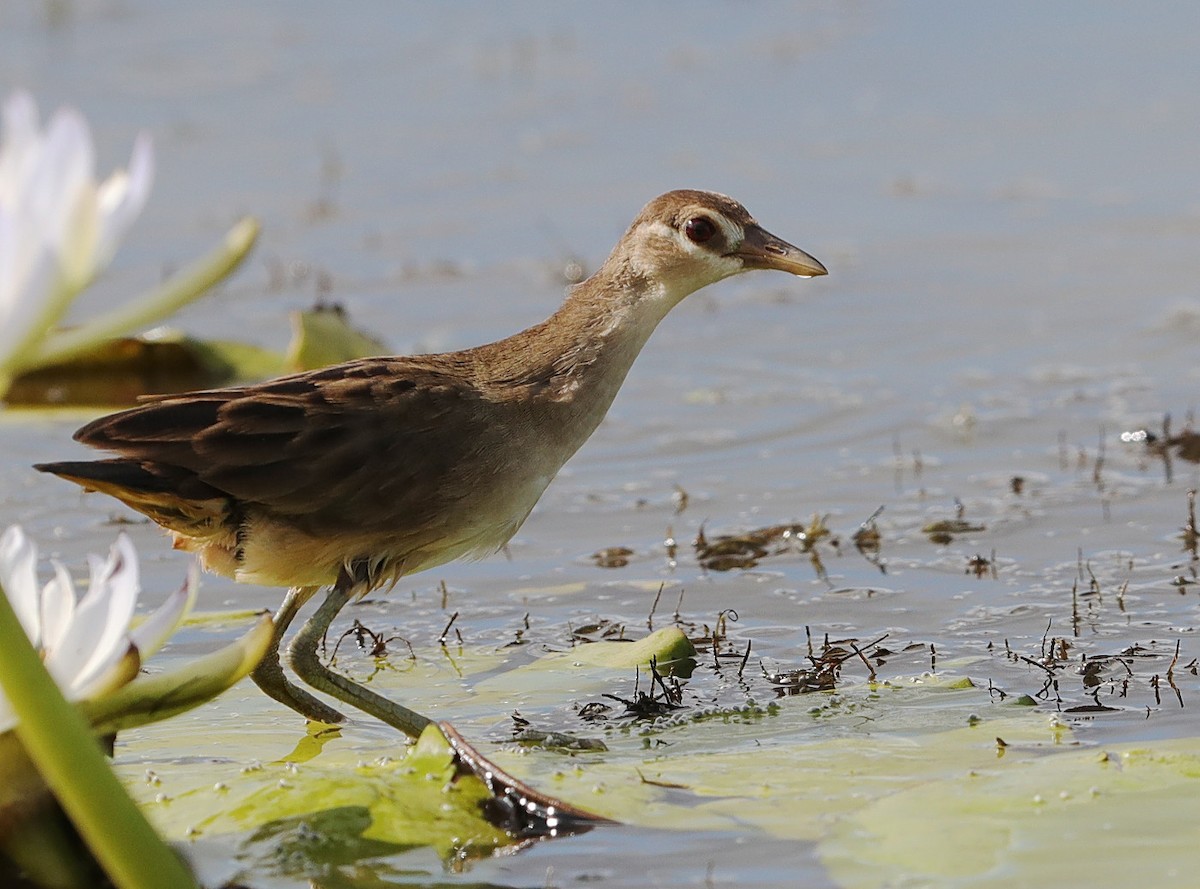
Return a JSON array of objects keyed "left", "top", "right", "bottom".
[{"left": 735, "top": 224, "right": 828, "bottom": 278}]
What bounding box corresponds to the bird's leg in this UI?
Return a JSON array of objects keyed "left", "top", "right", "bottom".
[
  {"left": 288, "top": 571, "right": 433, "bottom": 740},
  {"left": 251, "top": 585, "right": 346, "bottom": 725}
]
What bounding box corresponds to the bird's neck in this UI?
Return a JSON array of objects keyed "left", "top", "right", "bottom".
[{"left": 480, "top": 253, "right": 693, "bottom": 442}]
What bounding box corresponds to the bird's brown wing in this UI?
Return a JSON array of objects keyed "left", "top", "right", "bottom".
[{"left": 49, "top": 357, "right": 495, "bottom": 534}]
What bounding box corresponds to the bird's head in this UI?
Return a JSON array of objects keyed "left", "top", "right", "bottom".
[{"left": 613, "top": 189, "right": 827, "bottom": 306}]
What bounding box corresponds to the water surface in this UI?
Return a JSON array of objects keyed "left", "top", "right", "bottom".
[{"left": 2, "top": 3, "right": 1199, "bottom": 887}]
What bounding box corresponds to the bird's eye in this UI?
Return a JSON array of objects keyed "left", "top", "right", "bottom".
[{"left": 683, "top": 216, "right": 717, "bottom": 244}]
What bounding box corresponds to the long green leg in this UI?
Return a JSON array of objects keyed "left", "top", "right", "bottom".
[
  {"left": 288, "top": 575, "right": 433, "bottom": 739},
  {"left": 250, "top": 585, "right": 345, "bottom": 725}
]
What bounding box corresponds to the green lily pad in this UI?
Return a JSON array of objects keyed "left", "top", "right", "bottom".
[
  {"left": 821, "top": 741, "right": 1200, "bottom": 888},
  {"left": 460, "top": 667, "right": 1200, "bottom": 888},
  {"left": 127, "top": 724, "right": 513, "bottom": 873},
  {"left": 4, "top": 304, "right": 389, "bottom": 407},
  {"left": 2, "top": 332, "right": 281, "bottom": 406},
  {"left": 469, "top": 626, "right": 697, "bottom": 716},
  {"left": 97, "top": 622, "right": 1200, "bottom": 888},
  {"left": 493, "top": 678, "right": 1056, "bottom": 836}
]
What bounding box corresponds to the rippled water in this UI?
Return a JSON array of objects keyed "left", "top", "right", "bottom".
[{"left": 3, "top": 3, "right": 1200, "bottom": 887}]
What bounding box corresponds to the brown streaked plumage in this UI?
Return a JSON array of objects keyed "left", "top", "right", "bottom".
[{"left": 37, "top": 189, "right": 827, "bottom": 736}]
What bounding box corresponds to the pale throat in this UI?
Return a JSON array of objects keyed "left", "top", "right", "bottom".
[{"left": 540, "top": 273, "right": 698, "bottom": 447}]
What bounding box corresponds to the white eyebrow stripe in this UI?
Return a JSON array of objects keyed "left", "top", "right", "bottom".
[{"left": 643, "top": 220, "right": 675, "bottom": 240}]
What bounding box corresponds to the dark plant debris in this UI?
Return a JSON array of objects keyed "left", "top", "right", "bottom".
[
  {"left": 967, "top": 550, "right": 998, "bottom": 579},
  {"left": 329, "top": 620, "right": 414, "bottom": 661},
  {"left": 923, "top": 498, "right": 985, "bottom": 544},
  {"left": 592, "top": 546, "right": 634, "bottom": 568},
  {"left": 694, "top": 515, "right": 832, "bottom": 573},
  {"left": 763, "top": 631, "right": 890, "bottom": 696},
  {"left": 575, "top": 701, "right": 614, "bottom": 723},
  {"left": 569, "top": 617, "right": 627, "bottom": 644},
  {"left": 922, "top": 519, "right": 985, "bottom": 545},
  {"left": 1127, "top": 412, "right": 1200, "bottom": 483},
  {"left": 587, "top": 657, "right": 687, "bottom": 723},
  {"left": 852, "top": 506, "right": 884, "bottom": 555},
  {"left": 986, "top": 621, "right": 1189, "bottom": 714}
]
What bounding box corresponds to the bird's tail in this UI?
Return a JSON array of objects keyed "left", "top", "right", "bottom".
[{"left": 35, "top": 459, "right": 230, "bottom": 539}]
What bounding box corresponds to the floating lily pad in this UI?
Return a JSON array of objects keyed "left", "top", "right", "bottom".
[
  {"left": 821, "top": 741, "right": 1200, "bottom": 888},
  {"left": 568, "top": 627, "right": 696, "bottom": 672},
  {"left": 470, "top": 626, "right": 697, "bottom": 716},
  {"left": 128, "top": 724, "right": 515, "bottom": 872},
  {"left": 496, "top": 678, "right": 1054, "bottom": 836},
  {"left": 2, "top": 332, "right": 278, "bottom": 406},
  {"left": 4, "top": 305, "right": 390, "bottom": 407}
]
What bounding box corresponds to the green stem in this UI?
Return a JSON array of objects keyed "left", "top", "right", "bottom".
[
  {"left": 24, "top": 217, "right": 260, "bottom": 370},
  {"left": 0, "top": 582, "right": 197, "bottom": 889}
]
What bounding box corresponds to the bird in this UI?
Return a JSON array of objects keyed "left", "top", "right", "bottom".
[{"left": 36, "top": 189, "right": 827, "bottom": 738}]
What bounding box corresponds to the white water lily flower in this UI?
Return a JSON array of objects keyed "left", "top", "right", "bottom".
[
  {"left": 0, "top": 90, "right": 154, "bottom": 376},
  {"left": 0, "top": 526, "right": 194, "bottom": 734}
]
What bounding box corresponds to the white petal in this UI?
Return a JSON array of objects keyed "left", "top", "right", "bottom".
[
  {"left": 130, "top": 561, "right": 196, "bottom": 658},
  {"left": 0, "top": 205, "right": 60, "bottom": 366},
  {"left": 94, "top": 131, "right": 153, "bottom": 267},
  {"left": 38, "top": 560, "right": 77, "bottom": 654},
  {"left": 0, "top": 525, "right": 42, "bottom": 646},
  {"left": 0, "top": 210, "right": 10, "bottom": 338},
  {"left": 29, "top": 107, "right": 93, "bottom": 241},
  {"left": 53, "top": 534, "right": 139, "bottom": 694},
  {"left": 21, "top": 107, "right": 97, "bottom": 296},
  {"left": 85, "top": 551, "right": 105, "bottom": 583},
  {"left": 0, "top": 207, "right": 24, "bottom": 337},
  {"left": 70, "top": 641, "right": 138, "bottom": 702}
]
